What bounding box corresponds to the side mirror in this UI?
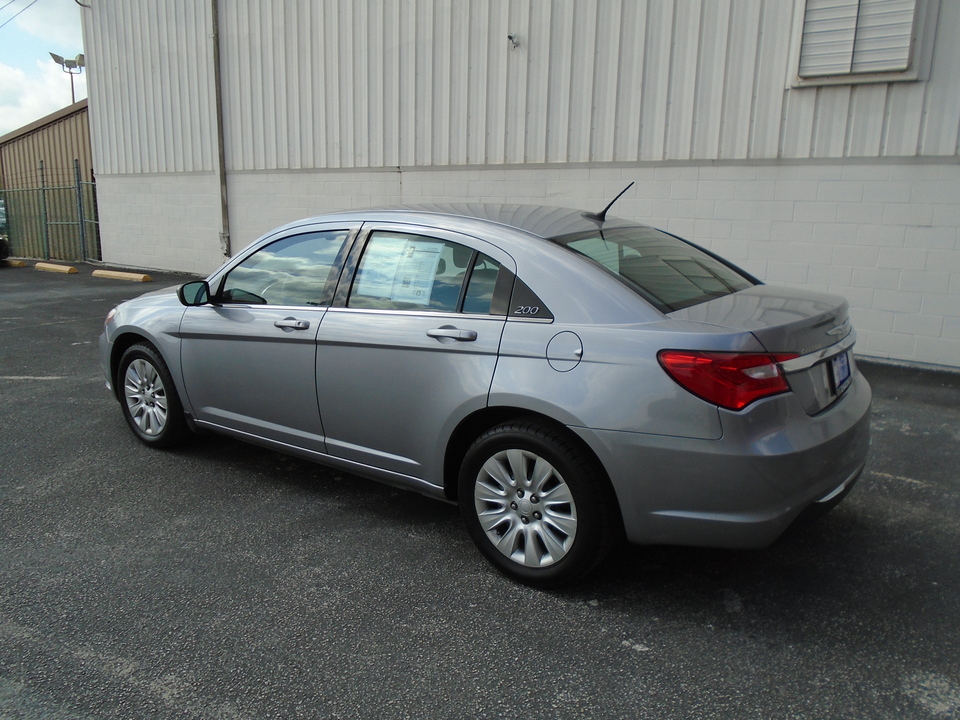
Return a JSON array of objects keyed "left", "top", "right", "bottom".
[{"left": 177, "top": 280, "right": 211, "bottom": 306}]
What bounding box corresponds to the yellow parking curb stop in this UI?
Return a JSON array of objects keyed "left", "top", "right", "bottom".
[
  {"left": 92, "top": 269, "right": 153, "bottom": 282},
  {"left": 2, "top": 259, "right": 28, "bottom": 267},
  {"left": 35, "top": 262, "right": 78, "bottom": 274}
]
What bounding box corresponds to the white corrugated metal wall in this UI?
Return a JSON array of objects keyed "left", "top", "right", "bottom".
[
  {"left": 84, "top": 0, "right": 217, "bottom": 174},
  {"left": 84, "top": 0, "right": 960, "bottom": 176},
  {"left": 80, "top": 0, "right": 960, "bottom": 368}
]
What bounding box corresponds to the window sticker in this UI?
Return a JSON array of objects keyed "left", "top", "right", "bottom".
[{"left": 356, "top": 236, "right": 444, "bottom": 306}]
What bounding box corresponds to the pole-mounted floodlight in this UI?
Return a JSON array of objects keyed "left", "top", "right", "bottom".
[{"left": 50, "top": 52, "right": 85, "bottom": 105}]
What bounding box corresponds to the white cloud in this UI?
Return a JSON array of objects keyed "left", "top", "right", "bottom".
[
  {"left": 10, "top": 0, "right": 83, "bottom": 50},
  {"left": 0, "top": 59, "right": 87, "bottom": 137},
  {"left": 0, "top": 0, "right": 86, "bottom": 136}
]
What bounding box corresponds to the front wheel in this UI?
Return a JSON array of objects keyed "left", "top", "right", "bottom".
[
  {"left": 459, "top": 419, "right": 620, "bottom": 587},
  {"left": 117, "top": 343, "right": 187, "bottom": 448}
]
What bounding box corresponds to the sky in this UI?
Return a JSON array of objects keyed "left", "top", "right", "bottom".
[{"left": 0, "top": 0, "right": 86, "bottom": 137}]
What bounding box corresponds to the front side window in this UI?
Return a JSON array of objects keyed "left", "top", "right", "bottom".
[
  {"left": 348, "top": 231, "right": 504, "bottom": 314},
  {"left": 220, "top": 230, "right": 349, "bottom": 306},
  {"left": 551, "top": 227, "right": 755, "bottom": 313}
]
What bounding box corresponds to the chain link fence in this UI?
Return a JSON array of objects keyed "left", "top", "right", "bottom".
[{"left": 0, "top": 159, "right": 101, "bottom": 263}]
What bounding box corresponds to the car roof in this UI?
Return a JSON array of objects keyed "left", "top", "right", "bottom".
[
  {"left": 229, "top": 203, "right": 672, "bottom": 326},
  {"left": 305, "top": 203, "right": 641, "bottom": 240}
]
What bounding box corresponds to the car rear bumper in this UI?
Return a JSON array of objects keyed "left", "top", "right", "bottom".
[{"left": 574, "top": 371, "right": 872, "bottom": 548}]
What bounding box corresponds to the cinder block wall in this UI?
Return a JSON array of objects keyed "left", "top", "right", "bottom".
[
  {"left": 96, "top": 174, "right": 224, "bottom": 273},
  {"left": 98, "top": 159, "right": 960, "bottom": 369}
]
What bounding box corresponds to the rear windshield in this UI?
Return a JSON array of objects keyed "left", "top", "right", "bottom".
[{"left": 550, "top": 226, "right": 756, "bottom": 313}]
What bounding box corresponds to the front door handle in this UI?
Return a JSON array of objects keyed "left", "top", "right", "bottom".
[
  {"left": 427, "top": 326, "right": 478, "bottom": 342},
  {"left": 274, "top": 318, "right": 311, "bottom": 330}
]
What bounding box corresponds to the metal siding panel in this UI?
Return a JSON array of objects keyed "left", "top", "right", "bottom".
[
  {"left": 311, "top": 2, "right": 329, "bottom": 169},
  {"left": 505, "top": 0, "right": 530, "bottom": 164},
  {"left": 119, "top": 0, "right": 141, "bottom": 173},
  {"left": 0, "top": 107, "right": 93, "bottom": 189},
  {"left": 918, "top": 0, "right": 960, "bottom": 155},
  {"left": 567, "top": 1, "right": 598, "bottom": 163},
  {"left": 812, "top": 86, "right": 853, "bottom": 157},
  {"left": 639, "top": 0, "right": 673, "bottom": 161},
  {"left": 379, "top": 0, "right": 400, "bottom": 167},
  {"left": 545, "top": 0, "right": 573, "bottom": 163},
  {"left": 142, "top": 0, "right": 159, "bottom": 172},
  {"left": 881, "top": 76, "right": 924, "bottom": 156},
  {"left": 595, "top": 1, "right": 625, "bottom": 162},
  {"left": 846, "top": 84, "right": 888, "bottom": 156},
  {"left": 289, "top": 2, "right": 308, "bottom": 169},
  {"left": 168, "top": 0, "right": 184, "bottom": 172},
  {"left": 781, "top": 88, "right": 818, "bottom": 158},
  {"left": 412, "top": 0, "right": 432, "bottom": 166},
  {"left": 613, "top": 0, "right": 647, "bottom": 161},
  {"left": 323, "top": 1, "right": 342, "bottom": 168},
  {"left": 720, "top": 1, "right": 762, "bottom": 160},
  {"left": 353, "top": 1, "right": 370, "bottom": 168},
  {"left": 295, "top": 2, "right": 312, "bottom": 169},
  {"left": 485, "top": 1, "right": 509, "bottom": 165},
  {"left": 448, "top": 1, "right": 471, "bottom": 165},
  {"left": 524, "top": 1, "right": 551, "bottom": 164},
  {"left": 367, "top": 2, "right": 384, "bottom": 168},
  {"left": 692, "top": 0, "right": 732, "bottom": 160},
  {"left": 84, "top": 0, "right": 219, "bottom": 175},
  {"left": 749, "top": 0, "right": 793, "bottom": 158},
  {"left": 399, "top": 1, "right": 417, "bottom": 167},
  {"left": 464, "top": 0, "right": 485, "bottom": 165},
  {"left": 665, "top": 0, "right": 700, "bottom": 160},
  {"left": 270, "top": 3, "right": 287, "bottom": 170},
  {"left": 433, "top": 0, "right": 452, "bottom": 166},
  {"left": 83, "top": 0, "right": 958, "bottom": 176}
]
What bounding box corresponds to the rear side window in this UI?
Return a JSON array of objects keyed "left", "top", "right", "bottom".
[
  {"left": 551, "top": 227, "right": 755, "bottom": 312},
  {"left": 348, "top": 231, "right": 505, "bottom": 314}
]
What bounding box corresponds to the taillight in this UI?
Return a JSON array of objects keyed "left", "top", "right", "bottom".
[{"left": 658, "top": 350, "right": 799, "bottom": 411}]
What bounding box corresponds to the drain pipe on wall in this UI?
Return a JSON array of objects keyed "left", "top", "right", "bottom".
[{"left": 212, "top": 0, "right": 231, "bottom": 257}]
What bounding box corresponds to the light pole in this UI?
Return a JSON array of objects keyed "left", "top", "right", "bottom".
[{"left": 49, "top": 53, "right": 85, "bottom": 105}]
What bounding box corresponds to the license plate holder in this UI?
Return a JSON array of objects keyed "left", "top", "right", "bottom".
[{"left": 831, "top": 351, "right": 852, "bottom": 395}]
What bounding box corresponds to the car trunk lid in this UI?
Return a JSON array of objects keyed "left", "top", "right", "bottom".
[{"left": 668, "top": 285, "right": 855, "bottom": 414}]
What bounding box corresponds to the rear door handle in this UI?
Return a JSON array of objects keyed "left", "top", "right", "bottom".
[
  {"left": 427, "top": 326, "right": 478, "bottom": 342},
  {"left": 274, "top": 318, "right": 311, "bottom": 330}
]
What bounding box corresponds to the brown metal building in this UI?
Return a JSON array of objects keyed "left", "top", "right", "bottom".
[{"left": 0, "top": 99, "right": 99, "bottom": 261}]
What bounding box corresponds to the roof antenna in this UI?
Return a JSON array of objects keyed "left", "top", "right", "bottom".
[{"left": 582, "top": 182, "right": 635, "bottom": 223}]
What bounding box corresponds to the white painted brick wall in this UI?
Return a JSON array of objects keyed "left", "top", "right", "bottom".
[
  {"left": 96, "top": 174, "right": 224, "bottom": 274},
  {"left": 96, "top": 159, "right": 960, "bottom": 369}
]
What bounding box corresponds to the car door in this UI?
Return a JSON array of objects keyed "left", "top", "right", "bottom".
[
  {"left": 179, "top": 226, "right": 355, "bottom": 452},
  {"left": 315, "top": 224, "right": 514, "bottom": 486}
]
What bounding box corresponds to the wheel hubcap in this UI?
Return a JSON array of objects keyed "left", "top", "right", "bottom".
[
  {"left": 123, "top": 359, "right": 168, "bottom": 436},
  {"left": 474, "top": 449, "right": 578, "bottom": 568}
]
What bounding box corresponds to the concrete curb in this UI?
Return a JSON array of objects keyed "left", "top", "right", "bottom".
[
  {"left": 35, "top": 262, "right": 78, "bottom": 274},
  {"left": 92, "top": 269, "right": 153, "bottom": 282},
  {"left": 2, "top": 259, "right": 28, "bottom": 267}
]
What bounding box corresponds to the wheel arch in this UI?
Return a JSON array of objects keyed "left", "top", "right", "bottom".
[
  {"left": 443, "top": 406, "right": 620, "bottom": 526},
  {"left": 109, "top": 331, "right": 186, "bottom": 409},
  {"left": 109, "top": 332, "right": 155, "bottom": 399}
]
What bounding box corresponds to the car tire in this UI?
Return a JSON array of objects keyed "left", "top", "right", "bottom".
[
  {"left": 117, "top": 343, "right": 187, "bottom": 448},
  {"left": 459, "top": 418, "right": 620, "bottom": 587}
]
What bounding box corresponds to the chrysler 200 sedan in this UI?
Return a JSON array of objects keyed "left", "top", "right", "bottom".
[{"left": 100, "top": 203, "right": 871, "bottom": 586}]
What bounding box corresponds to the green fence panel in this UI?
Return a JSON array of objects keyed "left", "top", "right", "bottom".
[{"left": 1, "top": 175, "right": 101, "bottom": 262}]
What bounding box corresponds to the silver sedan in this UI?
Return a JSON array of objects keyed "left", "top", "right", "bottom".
[{"left": 100, "top": 204, "right": 871, "bottom": 586}]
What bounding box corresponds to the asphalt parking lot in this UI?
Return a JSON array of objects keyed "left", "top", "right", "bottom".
[{"left": 2, "top": 262, "right": 959, "bottom": 719}]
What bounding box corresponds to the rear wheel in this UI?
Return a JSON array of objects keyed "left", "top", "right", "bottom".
[
  {"left": 459, "top": 419, "right": 619, "bottom": 587},
  {"left": 117, "top": 343, "right": 187, "bottom": 448}
]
